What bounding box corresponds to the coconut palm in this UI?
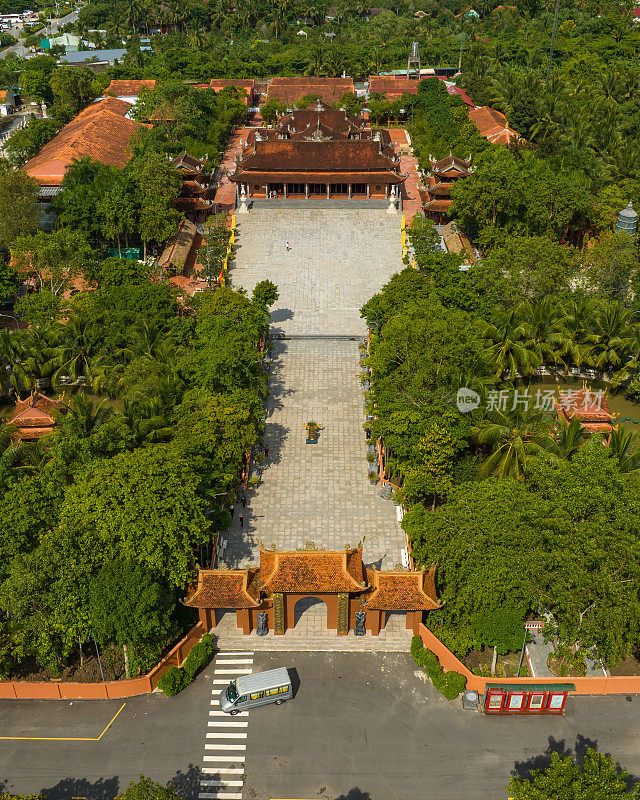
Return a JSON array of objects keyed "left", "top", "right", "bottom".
[
  {"left": 552, "top": 416, "right": 591, "bottom": 461},
  {"left": 515, "top": 299, "right": 566, "bottom": 372},
  {"left": 583, "top": 302, "right": 634, "bottom": 373},
  {"left": 50, "top": 315, "right": 105, "bottom": 389},
  {"left": 607, "top": 426, "right": 640, "bottom": 473},
  {"left": 472, "top": 404, "right": 556, "bottom": 480},
  {"left": 0, "top": 329, "right": 29, "bottom": 395},
  {"left": 479, "top": 310, "right": 542, "bottom": 381},
  {"left": 62, "top": 394, "right": 113, "bottom": 439}
]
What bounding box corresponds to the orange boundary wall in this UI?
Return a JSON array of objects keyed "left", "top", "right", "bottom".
[
  {"left": 418, "top": 624, "right": 640, "bottom": 695},
  {"left": 0, "top": 623, "right": 206, "bottom": 701}
]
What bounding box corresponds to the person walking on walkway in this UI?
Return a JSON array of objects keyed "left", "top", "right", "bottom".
[
  {"left": 239, "top": 514, "right": 244, "bottom": 529},
  {"left": 264, "top": 445, "right": 269, "bottom": 458},
  {"left": 286, "top": 242, "right": 291, "bottom": 251}
]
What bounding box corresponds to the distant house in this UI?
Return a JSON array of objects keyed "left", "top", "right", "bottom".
[
  {"left": 468, "top": 105, "right": 522, "bottom": 145},
  {"left": 58, "top": 48, "right": 153, "bottom": 70},
  {"left": 104, "top": 79, "right": 157, "bottom": 103},
  {"left": 41, "top": 33, "right": 81, "bottom": 51},
  {"left": 0, "top": 89, "right": 19, "bottom": 115},
  {"left": 23, "top": 97, "right": 151, "bottom": 190}
]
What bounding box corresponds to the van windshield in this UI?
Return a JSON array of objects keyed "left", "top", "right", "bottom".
[{"left": 227, "top": 681, "right": 238, "bottom": 703}]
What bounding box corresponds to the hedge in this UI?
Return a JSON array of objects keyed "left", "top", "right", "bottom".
[
  {"left": 410, "top": 634, "right": 467, "bottom": 700},
  {"left": 157, "top": 633, "right": 216, "bottom": 697}
]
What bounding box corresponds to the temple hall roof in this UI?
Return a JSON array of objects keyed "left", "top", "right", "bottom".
[
  {"left": 364, "top": 567, "right": 440, "bottom": 611},
  {"left": 105, "top": 79, "right": 157, "bottom": 97},
  {"left": 468, "top": 106, "right": 522, "bottom": 145},
  {"left": 185, "top": 568, "right": 261, "bottom": 609},
  {"left": 258, "top": 545, "right": 368, "bottom": 593},
  {"left": 368, "top": 75, "right": 421, "bottom": 99},
  {"left": 267, "top": 77, "right": 355, "bottom": 107},
  {"left": 9, "top": 391, "right": 64, "bottom": 440}
]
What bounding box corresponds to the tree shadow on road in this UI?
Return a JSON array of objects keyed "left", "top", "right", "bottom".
[
  {"left": 335, "top": 789, "right": 373, "bottom": 800},
  {"left": 42, "top": 776, "right": 120, "bottom": 800},
  {"left": 169, "top": 764, "right": 203, "bottom": 799}
]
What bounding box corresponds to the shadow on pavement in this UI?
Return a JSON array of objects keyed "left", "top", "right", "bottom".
[
  {"left": 42, "top": 776, "right": 120, "bottom": 800},
  {"left": 335, "top": 790, "right": 373, "bottom": 800}
]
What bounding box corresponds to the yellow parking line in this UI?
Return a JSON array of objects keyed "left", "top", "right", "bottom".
[{"left": 0, "top": 702, "right": 126, "bottom": 741}]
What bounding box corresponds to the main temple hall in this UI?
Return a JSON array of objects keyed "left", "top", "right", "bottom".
[{"left": 229, "top": 101, "right": 406, "bottom": 203}]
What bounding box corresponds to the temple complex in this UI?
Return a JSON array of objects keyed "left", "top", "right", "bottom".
[
  {"left": 184, "top": 544, "right": 439, "bottom": 636},
  {"left": 8, "top": 391, "right": 64, "bottom": 441},
  {"left": 229, "top": 103, "right": 406, "bottom": 202},
  {"left": 421, "top": 154, "right": 473, "bottom": 223},
  {"left": 266, "top": 76, "right": 355, "bottom": 107}
]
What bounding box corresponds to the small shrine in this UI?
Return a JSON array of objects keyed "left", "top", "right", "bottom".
[
  {"left": 554, "top": 386, "right": 616, "bottom": 435},
  {"left": 8, "top": 391, "right": 64, "bottom": 441},
  {"left": 184, "top": 545, "right": 440, "bottom": 636},
  {"left": 421, "top": 154, "right": 473, "bottom": 223}
]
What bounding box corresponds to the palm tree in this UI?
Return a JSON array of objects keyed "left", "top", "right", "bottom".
[
  {"left": 607, "top": 426, "right": 640, "bottom": 473},
  {"left": 0, "top": 329, "right": 29, "bottom": 395},
  {"left": 187, "top": 26, "right": 206, "bottom": 49},
  {"left": 62, "top": 394, "right": 113, "bottom": 438},
  {"left": 552, "top": 416, "right": 590, "bottom": 460},
  {"left": 50, "top": 316, "right": 104, "bottom": 389},
  {"left": 11, "top": 438, "right": 53, "bottom": 477},
  {"left": 480, "top": 310, "right": 542, "bottom": 381},
  {"left": 583, "top": 302, "right": 634, "bottom": 374},
  {"left": 472, "top": 405, "right": 556, "bottom": 480},
  {"left": 515, "top": 299, "right": 566, "bottom": 372}
]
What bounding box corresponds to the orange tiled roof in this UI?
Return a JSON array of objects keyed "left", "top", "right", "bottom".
[
  {"left": 554, "top": 387, "right": 615, "bottom": 425},
  {"left": 184, "top": 568, "right": 261, "bottom": 608},
  {"left": 369, "top": 75, "right": 420, "bottom": 99},
  {"left": 24, "top": 98, "right": 149, "bottom": 186},
  {"left": 258, "top": 545, "right": 368, "bottom": 593},
  {"left": 9, "top": 391, "right": 63, "bottom": 440},
  {"left": 267, "top": 77, "right": 355, "bottom": 107},
  {"left": 105, "top": 79, "right": 157, "bottom": 96},
  {"left": 468, "top": 106, "right": 522, "bottom": 145},
  {"left": 364, "top": 567, "right": 440, "bottom": 610}
]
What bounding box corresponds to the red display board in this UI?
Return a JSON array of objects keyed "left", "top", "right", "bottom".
[{"left": 484, "top": 686, "right": 569, "bottom": 715}]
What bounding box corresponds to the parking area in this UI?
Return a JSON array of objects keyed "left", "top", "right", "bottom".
[{"left": 243, "top": 651, "right": 640, "bottom": 800}]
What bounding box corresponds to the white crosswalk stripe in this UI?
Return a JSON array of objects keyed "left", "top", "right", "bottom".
[{"left": 199, "top": 651, "right": 254, "bottom": 800}]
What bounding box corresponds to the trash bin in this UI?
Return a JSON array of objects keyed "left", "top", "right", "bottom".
[{"left": 462, "top": 690, "right": 479, "bottom": 710}]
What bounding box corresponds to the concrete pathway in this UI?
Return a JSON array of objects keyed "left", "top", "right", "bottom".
[
  {"left": 223, "top": 339, "right": 404, "bottom": 570},
  {"left": 231, "top": 207, "right": 403, "bottom": 337}
]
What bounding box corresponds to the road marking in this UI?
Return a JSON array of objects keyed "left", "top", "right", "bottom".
[
  {"left": 200, "top": 654, "right": 253, "bottom": 800},
  {"left": 214, "top": 668, "right": 253, "bottom": 675},
  {"left": 202, "top": 756, "right": 245, "bottom": 764},
  {"left": 202, "top": 768, "right": 245, "bottom": 774},
  {"left": 204, "top": 744, "right": 247, "bottom": 750},
  {"left": 0, "top": 703, "right": 126, "bottom": 742},
  {"left": 209, "top": 710, "right": 248, "bottom": 717},
  {"left": 201, "top": 780, "right": 244, "bottom": 788},
  {"left": 198, "top": 793, "right": 243, "bottom": 800},
  {"left": 216, "top": 651, "right": 254, "bottom": 656}
]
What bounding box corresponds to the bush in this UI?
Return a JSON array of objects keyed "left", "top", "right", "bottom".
[
  {"left": 410, "top": 634, "right": 466, "bottom": 700},
  {"left": 157, "top": 634, "right": 216, "bottom": 697},
  {"left": 181, "top": 633, "right": 215, "bottom": 684},
  {"left": 157, "top": 665, "right": 183, "bottom": 697}
]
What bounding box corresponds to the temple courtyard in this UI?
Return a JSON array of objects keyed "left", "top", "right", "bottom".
[{"left": 231, "top": 204, "right": 403, "bottom": 337}]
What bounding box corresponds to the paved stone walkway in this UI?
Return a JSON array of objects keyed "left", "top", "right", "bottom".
[
  {"left": 223, "top": 338, "right": 405, "bottom": 570},
  {"left": 232, "top": 208, "right": 403, "bottom": 337},
  {"left": 212, "top": 606, "right": 413, "bottom": 652}
]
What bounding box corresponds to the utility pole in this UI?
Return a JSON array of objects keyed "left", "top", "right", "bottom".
[{"left": 546, "top": 0, "right": 561, "bottom": 80}]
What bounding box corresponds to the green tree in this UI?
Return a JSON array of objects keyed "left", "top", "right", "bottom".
[
  {"left": 583, "top": 229, "right": 639, "bottom": 301},
  {"left": 4, "top": 118, "right": 59, "bottom": 167},
  {"left": 508, "top": 748, "right": 640, "bottom": 800},
  {"left": 470, "top": 607, "right": 524, "bottom": 674},
  {"left": 49, "top": 66, "right": 95, "bottom": 112},
  {"left": 129, "top": 150, "right": 182, "bottom": 260},
  {"left": 11, "top": 229, "right": 94, "bottom": 295},
  {"left": 59, "top": 445, "right": 210, "bottom": 587},
  {"left": 116, "top": 777, "right": 184, "bottom": 800},
  {"left": 88, "top": 559, "right": 174, "bottom": 675},
  {"left": 0, "top": 162, "right": 39, "bottom": 251}
]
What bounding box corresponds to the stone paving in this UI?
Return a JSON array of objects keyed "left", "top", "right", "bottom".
[
  {"left": 223, "top": 338, "right": 405, "bottom": 571},
  {"left": 212, "top": 605, "right": 413, "bottom": 652},
  {"left": 231, "top": 208, "right": 403, "bottom": 337}
]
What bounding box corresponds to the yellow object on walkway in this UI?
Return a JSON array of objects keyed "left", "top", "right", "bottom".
[
  {"left": 231, "top": 214, "right": 236, "bottom": 230},
  {"left": 401, "top": 214, "right": 406, "bottom": 231}
]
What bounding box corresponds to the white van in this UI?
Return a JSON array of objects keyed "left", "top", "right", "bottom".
[{"left": 218, "top": 667, "right": 292, "bottom": 714}]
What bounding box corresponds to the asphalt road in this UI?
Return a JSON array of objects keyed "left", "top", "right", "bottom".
[{"left": 1, "top": 651, "right": 639, "bottom": 800}]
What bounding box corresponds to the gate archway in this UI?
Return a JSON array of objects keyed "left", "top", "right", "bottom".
[{"left": 293, "top": 596, "right": 327, "bottom": 628}]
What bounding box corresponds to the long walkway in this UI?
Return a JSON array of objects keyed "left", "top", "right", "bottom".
[{"left": 223, "top": 339, "right": 405, "bottom": 570}]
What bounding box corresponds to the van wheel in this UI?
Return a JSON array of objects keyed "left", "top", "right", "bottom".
[
  {"left": 275, "top": 699, "right": 285, "bottom": 705},
  {"left": 229, "top": 710, "right": 240, "bottom": 715}
]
